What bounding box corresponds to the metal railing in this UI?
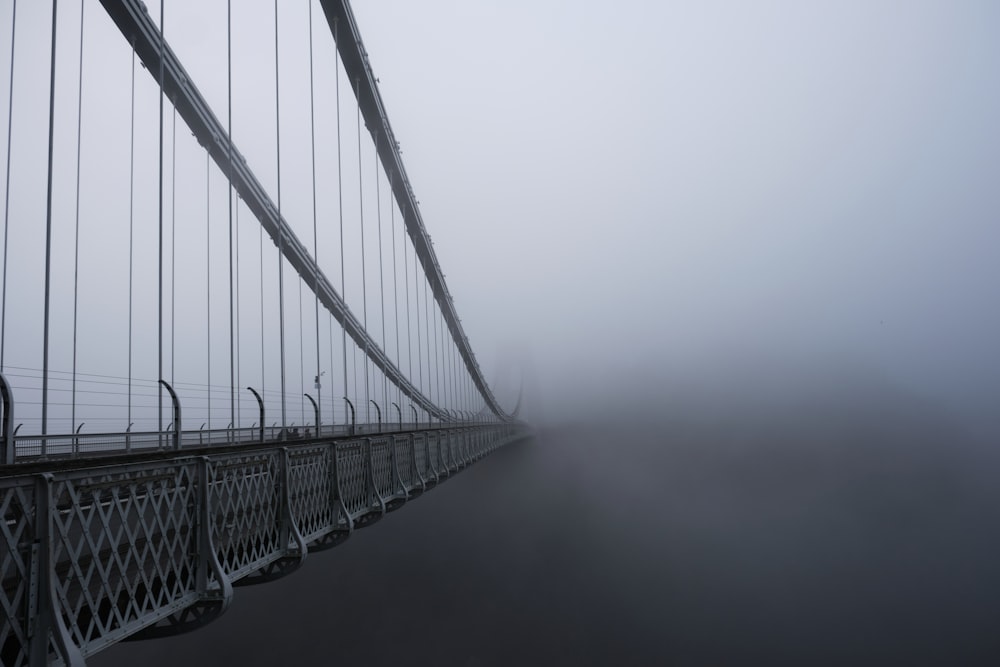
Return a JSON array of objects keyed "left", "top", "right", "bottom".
[
  {"left": 0, "top": 423, "right": 529, "bottom": 665},
  {"left": 3, "top": 420, "right": 499, "bottom": 464}
]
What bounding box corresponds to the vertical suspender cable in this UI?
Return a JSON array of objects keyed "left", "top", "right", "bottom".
[
  {"left": 335, "top": 18, "right": 348, "bottom": 426},
  {"left": 352, "top": 333, "right": 357, "bottom": 418},
  {"left": 375, "top": 132, "right": 387, "bottom": 416},
  {"left": 127, "top": 37, "right": 135, "bottom": 437},
  {"left": 297, "top": 41, "right": 305, "bottom": 428},
  {"left": 71, "top": 0, "right": 84, "bottom": 435},
  {"left": 449, "top": 319, "right": 455, "bottom": 414},
  {"left": 403, "top": 206, "right": 412, "bottom": 415},
  {"left": 226, "top": 0, "right": 235, "bottom": 434},
  {"left": 259, "top": 210, "right": 264, "bottom": 410},
  {"left": 424, "top": 280, "right": 431, "bottom": 415},
  {"left": 274, "top": 0, "right": 287, "bottom": 432},
  {"left": 432, "top": 301, "right": 439, "bottom": 412},
  {"left": 171, "top": 105, "right": 176, "bottom": 386},
  {"left": 440, "top": 313, "right": 445, "bottom": 413},
  {"left": 357, "top": 87, "right": 368, "bottom": 422},
  {"left": 42, "top": 0, "right": 59, "bottom": 436},
  {"left": 443, "top": 327, "right": 449, "bottom": 414},
  {"left": 444, "top": 318, "right": 450, "bottom": 413},
  {"left": 453, "top": 329, "right": 458, "bottom": 415},
  {"left": 437, "top": 310, "right": 443, "bottom": 413},
  {"left": 234, "top": 199, "right": 240, "bottom": 429},
  {"left": 431, "top": 293, "right": 438, "bottom": 408},
  {"left": 299, "top": 279, "right": 304, "bottom": 426},
  {"left": 206, "top": 151, "right": 211, "bottom": 430},
  {"left": 328, "top": 315, "right": 334, "bottom": 427},
  {"left": 414, "top": 252, "right": 422, "bottom": 400},
  {"left": 451, "top": 344, "right": 457, "bottom": 416},
  {"left": 0, "top": 0, "right": 16, "bottom": 373},
  {"left": 390, "top": 172, "right": 400, "bottom": 414},
  {"left": 158, "top": 0, "right": 164, "bottom": 441},
  {"left": 308, "top": 0, "right": 321, "bottom": 428}
]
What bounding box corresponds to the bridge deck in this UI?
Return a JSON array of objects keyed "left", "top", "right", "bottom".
[{"left": 0, "top": 424, "right": 530, "bottom": 666}]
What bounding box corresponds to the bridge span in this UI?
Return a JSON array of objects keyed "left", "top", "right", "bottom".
[
  {"left": 2, "top": 423, "right": 528, "bottom": 665},
  {"left": 0, "top": 0, "right": 529, "bottom": 663}
]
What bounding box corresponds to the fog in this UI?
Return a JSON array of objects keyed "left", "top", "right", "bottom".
[
  {"left": 347, "top": 0, "right": 1000, "bottom": 434},
  {"left": 96, "top": 401, "right": 999, "bottom": 665},
  {"left": 3, "top": 0, "right": 999, "bottom": 663}
]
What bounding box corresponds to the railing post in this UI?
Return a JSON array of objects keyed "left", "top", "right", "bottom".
[
  {"left": 30, "top": 474, "right": 85, "bottom": 666},
  {"left": 278, "top": 447, "right": 308, "bottom": 561},
  {"left": 0, "top": 371, "right": 14, "bottom": 464},
  {"left": 391, "top": 402, "right": 401, "bottom": 430},
  {"left": 246, "top": 387, "right": 265, "bottom": 442},
  {"left": 409, "top": 433, "right": 426, "bottom": 491},
  {"left": 160, "top": 379, "right": 182, "bottom": 451},
  {"left": 196, "top": 457, "right": 233, "bottom": 604},
  {"left": 409, "top": 405, "right": 417, "bottom": 430},
  {"left": 369, "top": 400, "right": 382, "bottom": 432}
]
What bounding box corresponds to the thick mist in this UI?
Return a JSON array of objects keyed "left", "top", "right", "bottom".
[
  {"left": 96, "top": 371, "right": 999, "bottom": 664},
  {"left": 4, "top": 0, "right": 998, "bottom": 663}
]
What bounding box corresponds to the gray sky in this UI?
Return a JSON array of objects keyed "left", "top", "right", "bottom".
[{"left": 1, "top": 0, "right": 998, "bottom": 432}]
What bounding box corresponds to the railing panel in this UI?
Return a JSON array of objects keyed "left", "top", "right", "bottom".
[
  {"left": 393, "top": 436, "right": 414, "bottom": 492},
  {"left": 335, "top": 441, "right": 369, "bottom": 519},
  {"left": 370, "top": 438, "right": 394, "bottom": 501},
  {"left": 0, "top": 477, "right": 37, "bottom": 666},
  {"left": 208, "top": 452, "right": 282, "bottom": 580},
  {"left": 287, "top": 445, "right": 337, "bottom": 544},
  {"left": 429, "top": 433, "right": 446, "bottom": 479},
  {"left": 413, "top": 433, "right": 428, "bottom": 481},
  {"left": 48, "top": 461, "right": 200, "bottom": 656}
]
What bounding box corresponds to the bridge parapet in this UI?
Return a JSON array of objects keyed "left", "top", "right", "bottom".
[{"left": 0, "top": 424, "right": 530, "bottom": 664}]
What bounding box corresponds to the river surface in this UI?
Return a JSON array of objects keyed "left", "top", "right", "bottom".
[{"left": 95, "top": 400, "right": 999, "bottom": 665}]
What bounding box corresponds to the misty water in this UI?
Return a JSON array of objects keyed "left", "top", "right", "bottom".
[{"left": 94, "top": 369, "right": 999, "bottom": 666}]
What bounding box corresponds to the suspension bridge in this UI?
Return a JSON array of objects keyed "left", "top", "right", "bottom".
[{"left": 0, "top": 1, "right": 529, "bottom": 663}]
